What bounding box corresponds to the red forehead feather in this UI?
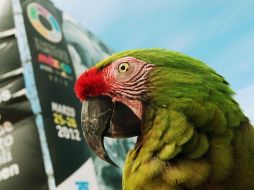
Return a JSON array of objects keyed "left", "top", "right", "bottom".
[{"left": 74, "top": 67, "right": 109, "bottom": 101}]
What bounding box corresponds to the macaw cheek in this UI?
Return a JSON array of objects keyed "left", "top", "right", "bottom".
[{"left": 81, "top": 96, "right": 141, "bottom": 167}]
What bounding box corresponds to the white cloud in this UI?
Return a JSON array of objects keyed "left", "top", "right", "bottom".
[
  {"left": 218, "top": 31, "right": 254, "bottom": 64},
  {"left": 162, "top": 29, "right": 200, "bottom": 52},
  {"left": 157, "top": 5, "right": 243, "bottom": 53},
  {"left": 200, "top": 5, "right": 245, "bottom": 41},
  {"left": 208, "top": 30, "right": 254, "bottom": 91},
  {"left": 235, "top": 85, "right": 254, "bottom": 124}
]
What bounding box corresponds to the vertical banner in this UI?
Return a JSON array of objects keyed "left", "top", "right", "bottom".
[
  {"left": 0, "top": 0, "right": 48, "bottom": 189},
  {"left": 19, "top": 0, "right": 98, "bottom": 189}
]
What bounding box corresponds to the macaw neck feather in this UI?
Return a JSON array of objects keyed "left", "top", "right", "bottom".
[{"left": 123, "top": 103, "right": 254, "bottom": 190}]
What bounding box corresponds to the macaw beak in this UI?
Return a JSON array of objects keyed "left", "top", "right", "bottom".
[{"left": 81, "top": 96, "right": 141, "bottom": 167}]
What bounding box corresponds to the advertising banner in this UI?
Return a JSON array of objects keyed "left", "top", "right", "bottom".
[{"left": 19, "top": 0, "right": 98, "bottom": 189}]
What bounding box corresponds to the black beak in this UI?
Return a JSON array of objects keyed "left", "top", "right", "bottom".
[{"left": 81, "top": 96, "right": 141, "bottom": 167}]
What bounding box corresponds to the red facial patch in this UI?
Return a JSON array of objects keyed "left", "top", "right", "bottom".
[{"left": 74, "top": 67, "right": 109, "bottom": 101}]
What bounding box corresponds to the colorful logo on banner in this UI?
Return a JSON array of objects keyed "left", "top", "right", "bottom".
[
  {"left": 38, "top": 53, "right": 73, "bottom": 78},
  {"left": 27, "top": 2, "right": 62, "bottom": 43}
]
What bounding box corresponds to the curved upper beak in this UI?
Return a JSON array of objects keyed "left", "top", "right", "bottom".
[{"left": 81, "top": 96, "right": 141, "bottom": 167}]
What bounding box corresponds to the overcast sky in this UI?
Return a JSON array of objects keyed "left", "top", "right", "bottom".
[{"left": 52, "top": 0, "right": 254, "bottom": 122}]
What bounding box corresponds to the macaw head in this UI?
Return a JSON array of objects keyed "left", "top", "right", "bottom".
[{"left": 74, "top": 49, "right": 235, "bottom": 166}]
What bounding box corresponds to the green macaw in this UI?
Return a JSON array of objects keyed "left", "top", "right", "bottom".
[{"left": 74, "top": 49, "right": 254, "bottom": 190}]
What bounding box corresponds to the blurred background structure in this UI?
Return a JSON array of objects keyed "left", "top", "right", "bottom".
[{"left": 0, "top": 0, "right": 253, "bottom": 190}]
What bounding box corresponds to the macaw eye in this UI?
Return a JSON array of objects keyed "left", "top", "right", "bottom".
[{"left": 118, "top": 62, "right": 130, "bottom": 73}]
